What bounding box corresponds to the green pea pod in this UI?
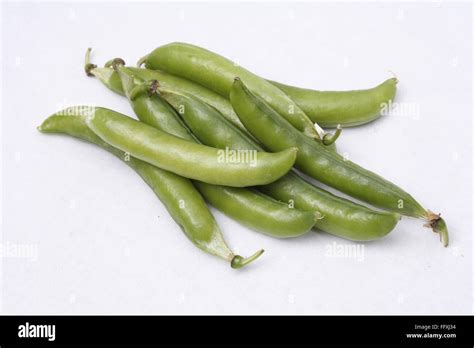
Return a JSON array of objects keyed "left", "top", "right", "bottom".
[
  {"left": 86, "top": 49, "right": 391, "bottom": 130},
  {"left": 85, "top": 50, "right": 335, "bottom": 150},
  {"left": 159, "top": 88, "right": 400, "bottom": 242},
  {"left": 269, "top": 78, "right": 398, "bottom": 128},
  {"left": 114, "top": 65, "right": 316, "bottom": 238},
  {"left": 86, "top": 57, "right": 247, "bottom": 134},
  {"left": 230, "top": 78, "right": 449, "bottom": 246},
  {"left": 37, "top": 112, "right": 263, "bottom": 268},
  {"left": 195, "top": 184, "right": 317, "bottom": 238},
  {"left": 84, "top": 106, "right": 297, "bottom": 187},
  {"left": 138, "top": 42, "right": 340, "bottom": 144}
]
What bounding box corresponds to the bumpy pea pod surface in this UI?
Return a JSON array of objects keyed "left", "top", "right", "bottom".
[
  {"left": 160, "top": 89, "right": 400, "bottom": 241},
  {"left": 115, "top": 66, "right": 316, "bottom": 238},
  {"left": 269, "top": 78, "right": 398, "bottom": 128},
  {"left": 38, "top": 112, "right": 263, "bottom": 268},
  {"left": 84, "top": 107, "right": 297, "bottom": 187},
  {"left": 230, "top": 79, "right": 449, "bottom": 246},
  {"left": 138, "top": 42, "right": 340, "bottom": 143}
]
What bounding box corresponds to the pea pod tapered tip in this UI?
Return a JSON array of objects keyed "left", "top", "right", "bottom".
[
  {"left": 424, "top": 210, "right": 449, "bottom": 247},
  {"left": 231, "top": 249, "right": 264, "bottom": 269}
]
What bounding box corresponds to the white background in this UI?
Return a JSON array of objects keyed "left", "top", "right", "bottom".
[{"left": 1, "top": 1, "right": 472, "bottom": 314}]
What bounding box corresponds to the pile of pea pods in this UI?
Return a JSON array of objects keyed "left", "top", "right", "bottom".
[{"left": 38, "top": 43, "right": 449, "bottom": 268}]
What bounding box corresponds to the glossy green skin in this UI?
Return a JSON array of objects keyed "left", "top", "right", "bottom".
[
  {"left": 230, "top": 79, "right": 427, "bottom": 218},
  {"left": 92, "top": 66, "right": 247, "bottom": 133},
  {"left": 92, "top": 66, "right": 337, "bottom": 152},
  {"left": 85, "top": 107, "right": 297, "bottom": 187},
  {"left": 270, "top": 78, "right": 398, "bottom": 128},
  {"left": 263, "top": 173, "right": 400, "bottom": 240},
  {"left": 195, "top": 183, "right": 316, "bottom": 238},
  {"left": 87, "top": 66, "right": 448, "bottom": 246},
  {"left": 117, "top": 68, "right": 315, "bottom": 238},
  {"left": 143, "top": 42, "right": 320, "bottom": 139},
  {"left": 37, "top": 113, "right": 235, "bottom": 262},
  {"left": 163, "top": 91, "right": 400, "bottom": 241}
]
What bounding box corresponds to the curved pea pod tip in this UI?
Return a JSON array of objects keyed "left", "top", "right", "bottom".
[
  {"left": 322, "top": 124, "right": 342, "bottom": 145},
  {"left": 231, "top": 249, "right": 265, "bottom": 269}
]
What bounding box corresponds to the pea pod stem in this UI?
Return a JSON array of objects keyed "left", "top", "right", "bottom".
[
  {"left": 322, "top": 124, "right": 342, "bottom": 145},
  {"left": 424, "top": 211, "right": 449, "bottom": 247},
  {"left": 84, "top": 48, "right": 97, "bottom": 77},
  {"left": 104, "top": 57, "right": 126, "bottom": 69},
  {"left": 107, "top": 57, "right": 160, "bottom": 100},
  {"left": 129, "top": 79, "right": 159, "bottom": 101},
  {"left": 231, "top": 249, "right": 265, "bottom": 269}
]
